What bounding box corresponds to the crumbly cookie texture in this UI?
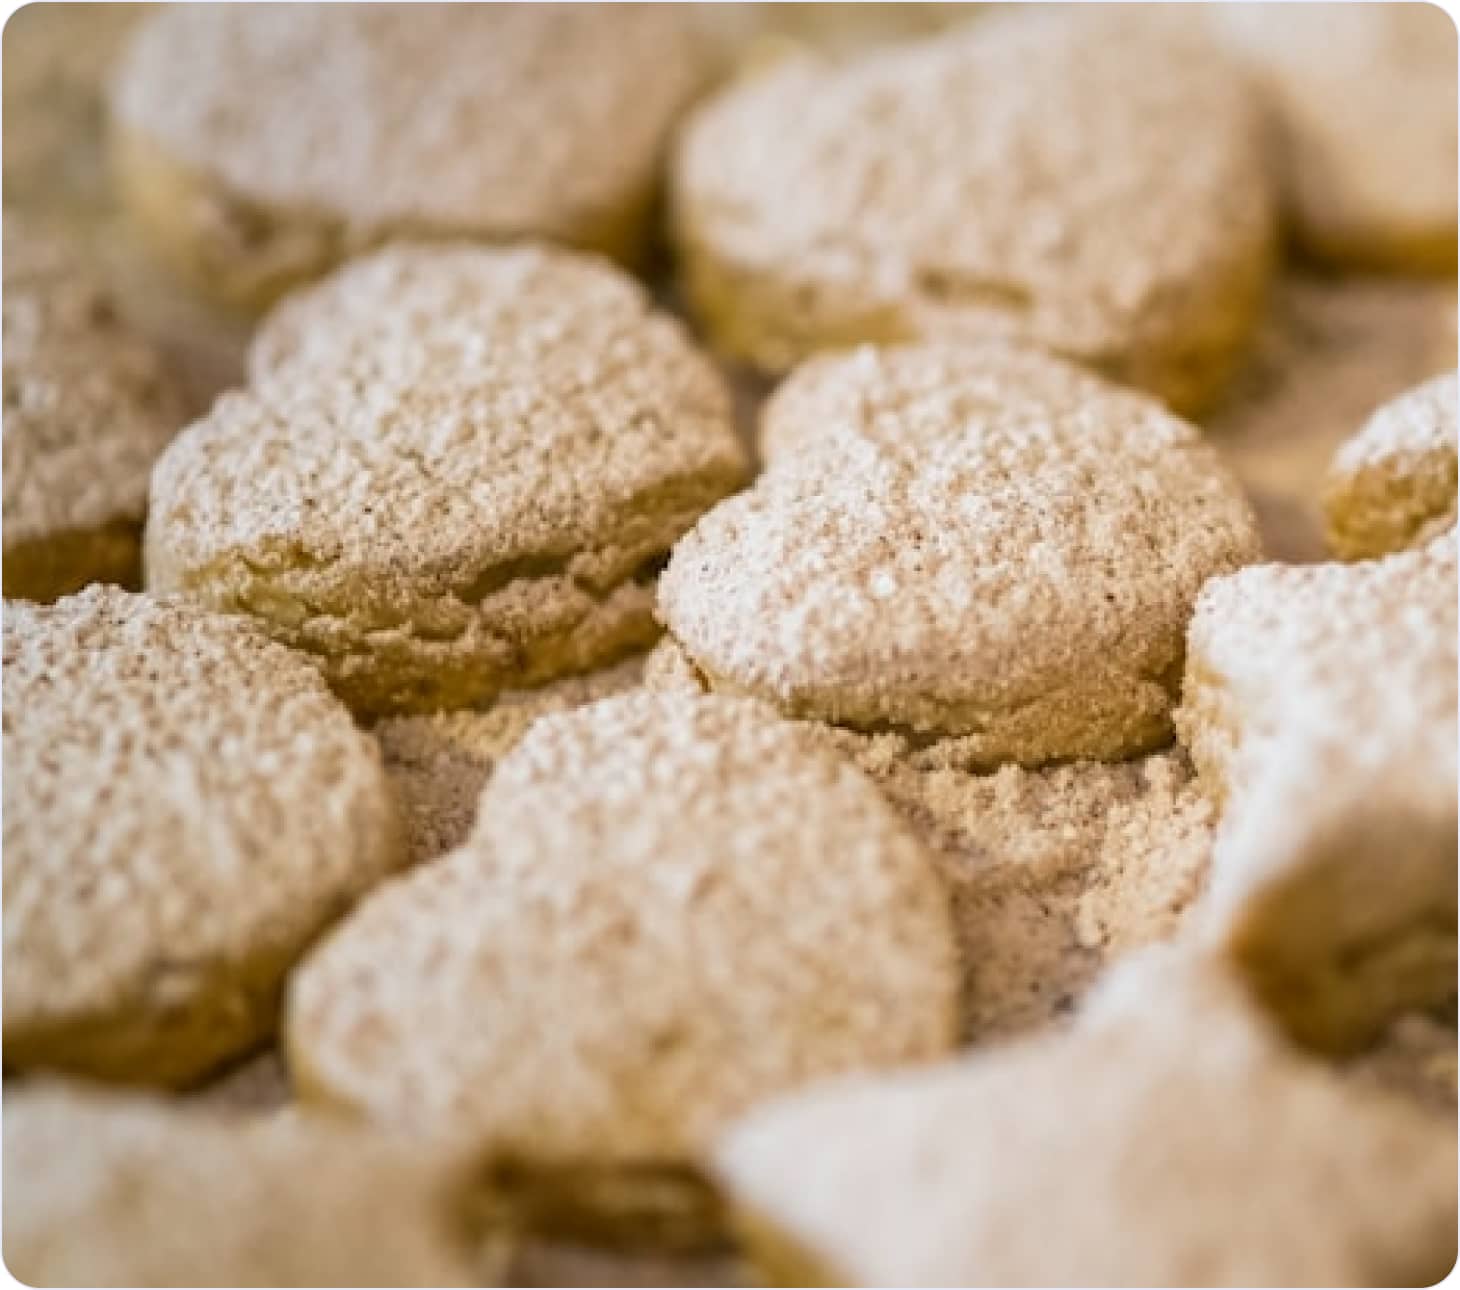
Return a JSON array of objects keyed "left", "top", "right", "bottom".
[
  {"left": 377, "top": 657, "right": 647, "bottom": 867},
  {"left": 1211, "top": 3, "right": 1457, "bottom": 273},
  {"left": 673, "top": 8, "right": 1275, "bottom": 413},
  {"left": 3, "top": 587, "right": 403, "bottom": 1086},
  {"left": 3, "top": 1082, "right": 477, "bottom": 1287},
  {"left": 712, "top": 950, "right": 1459, "bottom": 1288},
  {"left": 109, "top": 4, "right": 711, "bottom": 309},
  {"left": 659, "top": 344, "right": 1260, "bottom": 766},
  {"left": 646, "top": 637, "right": 1215, "bottom": 1040},
  {"left": 1178, "top": 536, "right": 1457, "bottom": 1052},
  {"left": 1322, "top": 371, "right": 1458, "bottom": 560},
  {"left": 147, "top": 244, "right": 747, "bottom": 717},
  {"left": 288, "top": 694, "right": 958, "bottom": 1242},
  {"left": 3, "top": 217, "right": 188, "bottom": 602}
]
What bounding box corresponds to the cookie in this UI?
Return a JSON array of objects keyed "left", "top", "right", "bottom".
[
  {"left": 1322, "top": 371, "right": 1458, "bottom": 560},
  {"left": 146, "top": 244, "right": 747, "bottom": 717},
  {"left": 647, "top": 636, "right": 1215, "bottom": 1041},
  {"left": 3, "top": 587, "right": 402, "bottom": 1085},
  {"left": 109, "top": 4, "right": 710, "bottom": 310},
  {"left": 4, "top": 1082, "right": 477, "bottom": 1287},
  {"left": 711, "top": 951, "right": 1458, "bottom": 1287},
  {"left": 658, "top": 343, "right": 1261, "bottom": 767},
  {"left": 288, "top": 693, "right": 958, "bottom": 1243},
  {"left": 1212, "top": 3, "right": 1458, "bottom": 273},
  {"left": 1178, "top": 537, "right": 1457, "bottom": 1051},
  {"left": 672, "top": 8, "right": 1275, "bottom": 414},
  {"left": 3, "top": 217, "right": 188, "bottom": 602},
  {"left": 377, "top": 657, "right": 647, "bottom": 867}
]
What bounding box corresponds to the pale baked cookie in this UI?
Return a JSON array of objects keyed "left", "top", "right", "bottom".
[
  {"left": 659, "top": 344, "right": 1261, "bottom": 767},
  {"left": 711, "top": 951, "right": 1458, "bottom": 1287},
  {"left": 1322, "top": 372, "right": 1458, "bottom": 560},
  {"left": 147, "top": 244, "right": 747, "bottom": 717},
  {"left": 377, "top": 657, "right": 647, "bottom": 867},
  {"left": 1178, "top": 537, "right": 1457, "bottom": 1052},
  {"left": 1341, "top": 1012, "right": 1458, "bottom": 1117},
  {"left": 3, "top": 587, "right": 402, "bottom": 1085},
  {"left": 672, "top": 9, "right": 1275, "bottom": 414},
  {"left": 3, "top": 217, "right": 188, "bottom": 602},
  {"left": 4, "top": 1082, "right": 477, "bottom": 1286},
  {"left": 288, "top": 693, "right": 958, "bottom": 1244},
  {"left": 110, "top": 4, "right": 711, "bottom": 310},
  {"left": 1212, "top": 3, "right": 1458, "bottom": 273}
]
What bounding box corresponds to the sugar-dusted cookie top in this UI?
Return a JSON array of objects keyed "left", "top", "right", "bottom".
[
  {"left": 673, "top": 8, "right": 1275, "bottom": 412},
  {"left": 147, "top": 244, "right": 747, "bottom": 715},
  {"left": 660, "top": 343, "right": 1260, "bottom": 766},
  {"left": 288, "top": 693, "right": 958, "bottom": 1164},
  {"left": 1323, "top": 371, "right": 1458, "bottom": 560},
  {"left": 3, "top": 587, "right": 402, "bottom": 1085}
]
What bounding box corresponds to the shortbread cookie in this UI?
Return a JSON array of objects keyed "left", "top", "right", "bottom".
[
  {"left": 110, "top": 4, "right": 710, "bottom": 309},
  {"left": 188, "top": 1048, "right": 294, "bottom": 1118},
  {"left": 1341, "top": 1012, "right": 1458, "bottom": 1116},
  {"left": 288, "top": 694, "right": 958, "bottom": 1243},
  {"left": 377, "top": 657, "right": 646, "bottom": 866},
  {"left": 1213, "top": 4, "right": 1457, "bottom": 273},
  {"left": 147, "top": 245, "right": 747, "bottom": 717},
  {"left": 712, "top": 952, "right": 1458, "bottom": 1287},
  {"left": 4, "top": 1083, "right": 476, "bottom": 1286},
  {"left": 3, "top": 588, "right": 402, "bottom": 1085},
  {"left": 659, "top": 344, "right": 1260, "bottom": 766},
  {"left": 673, "top": 9, "right": 1275, "bottom": 413},
  {"left": 1322, "top": 372, "right": 1458, "bottom": 560},
  {"left": 1179, "top": 537, "right": 1457, "bottom": 1051},
  {"left": 3, "top": 218, "right": 188, "bottom": 602}
]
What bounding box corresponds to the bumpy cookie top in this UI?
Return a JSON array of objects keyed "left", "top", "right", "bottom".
[
  {"left": 289, "top": 693, "right": 959, "bottom": 1161},
  {"left": 1331, "top": 373, "right": 1459, "bottom": 475},
  {"left": 148, "top": 244, "right": 747, "bottom": 602},
  {"left": 675, "top": 9, "right": 1271, "bottom": 371},
  {"left": 712, "top": 951, "right": 1458, "bottom": 1287},
  {"left": 4, "top": 1083, "right": 474, "bottom": 1287},
  {"left": 3, "top": 588, "right": 400, "bottom": 1052},
  {"left": 3, "top": 218, "right": 186, "bottom": 545},
  {"left": 659, "top": 343, "right": 1260, "bottom": 748},
  {"left": 111, "top": 4, "right": 709, "bottom": 239}
]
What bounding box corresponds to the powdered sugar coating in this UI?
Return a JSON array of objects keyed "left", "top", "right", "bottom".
[
  {"left": 4, "top": 1083, "right": 474, "bottom": 1286},
  {"left": 3, "top": 218, "right": 187, "bottom": 598},
  {"left": 288, "top": 693, "right": 959, "bottom": 1162},
  {"left": 3, "top": 587, "right": 402, "bottom": 1085},
  {"left": 713, "top": 951, "right": 1458, "bottom": 1287},
  {"left": 1323, "top": 372, "right": 1458, "bottom": 560},
  {"left": 659, "top": 343, "right": 1261, "bottom": 765},
  {"left": 147, "top": 244, "right": 747, "bottom": 715},
  {"left": 673, "top": 9, "right": 1275, "bottom": 412},
  {"left": 112, "top": 4, "right": 708, "bottom": 252}
]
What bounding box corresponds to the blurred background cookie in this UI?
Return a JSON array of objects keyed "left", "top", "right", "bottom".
[
  {"left": 673, "top": 8, "right": 1275, "bottom": 413},
  {"left": 3, "top": 216, "right": 188, "bottom": 602},
  {"left": 109, "top": 3, "right": 712, "bottom": 310},
  {"left": 146, "top": 244, "right": 746, "bottom": 716},
  {"left": 3, "top": 588, "right": 402, "bottom": 1085}
]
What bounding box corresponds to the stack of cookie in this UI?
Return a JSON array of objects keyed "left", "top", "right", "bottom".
[{"left": 3, "top": 5, "right": 1456, "bottom": 1287}]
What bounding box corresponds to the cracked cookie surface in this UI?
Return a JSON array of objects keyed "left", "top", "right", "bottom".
[
  {"left": 146, "top": 244, "right": 747, "bottom": 716},
  {"left": 672, "top": 8, "right": 1275, "bottom": 413},
  {"left": 659, "top": 343, "right": 1261, "bottom": 766},
  {"left": 3, "top": 587, "right": 402, "bottom": 1085}
]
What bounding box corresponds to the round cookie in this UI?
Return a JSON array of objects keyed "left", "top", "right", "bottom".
[
  {"left": 146, "top": 244, "right": 748, "bottom": 717},
  {"left": 4, "top": 1083, "right": 475, "bottom": 1287},
  {"left": 672, "top": 8, "right": 1275, "bottom": 414},
  {"left": 109, "top": 4, "right": 711, "bottom": 310},
  {"left": 288, "top": 693, "right": 958, "bottom": 1242},
  {"left": 711, "top": 951, "right": 1458, "bottom": 1288},
  {"left": 1322, "top": 372, "right": 1458, "bottom": 561},
  {"left": 3, "top": 587, "right": 402, "bottom": 1086},
  {"left": 658, "top": 343, "right": 1262, "bottom": 768},
  {"left": 3, "top": 218, "right": 189, "bottom": 603},
  {"left": 1212, "top": 3, "right": 1458, "bottom": 273}
]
